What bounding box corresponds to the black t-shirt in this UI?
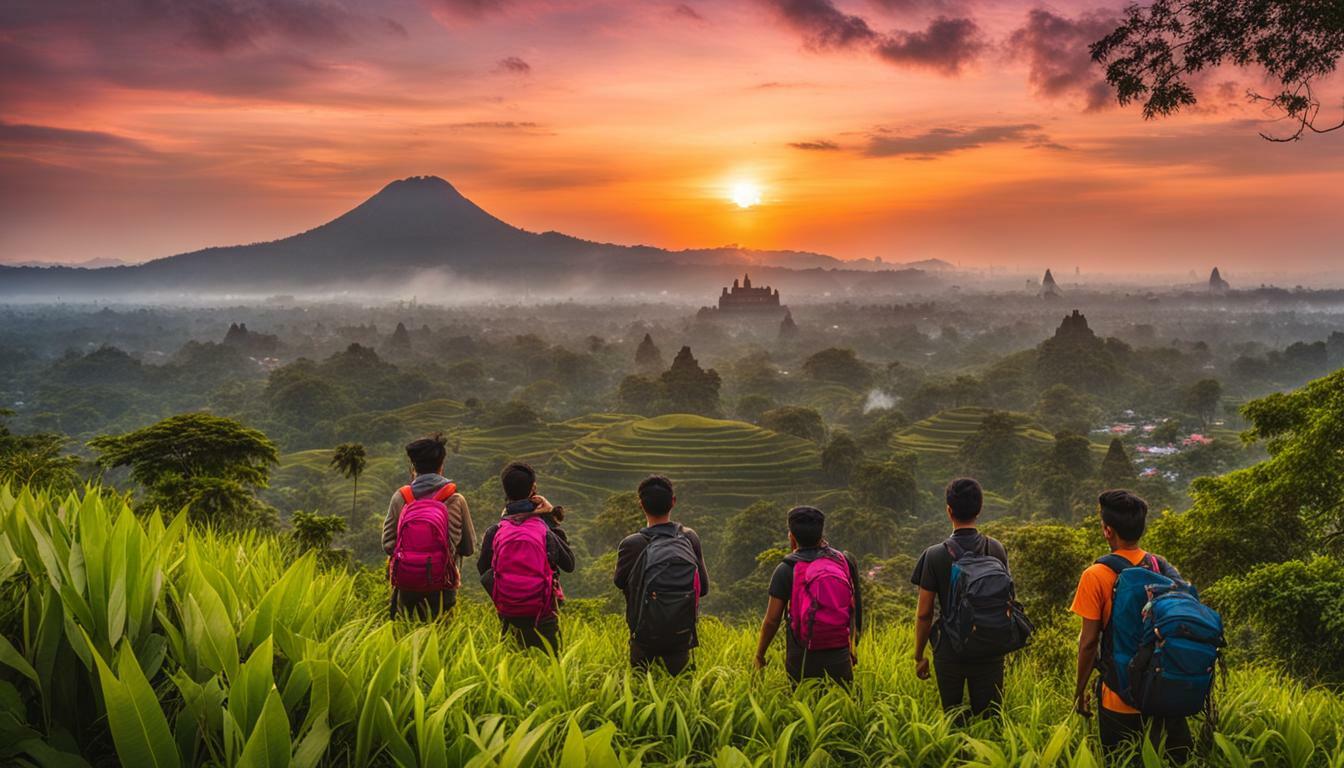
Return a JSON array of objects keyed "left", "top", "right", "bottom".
[
  {"left": 910, "top": 528, "right": 1009, "bottom": 633},
  {"left": 768, "top": 547, "right": 864, "bottom": 664},
  {"left": 613, "top": 522, "right": 710, "bottom": 633}
]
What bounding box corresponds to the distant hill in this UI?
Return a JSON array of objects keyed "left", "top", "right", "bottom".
[{"left": 0, "top": 175, "right": 941, "bottom": 298}]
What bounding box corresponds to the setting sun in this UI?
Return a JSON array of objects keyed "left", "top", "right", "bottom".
[{"left": 730, "top": 181, "right": 762, "bottom": 209}]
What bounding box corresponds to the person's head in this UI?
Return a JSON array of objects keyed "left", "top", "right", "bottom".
[
  {"left": 405, "top": 434, "right": 448, "bottom": 476},
  {"left": 945, "top": 477, "right": 983, "bottom": 525},
  {"left": 787, "top": 506, "right": 825, "bottom": 549},
  {"left": 500, "top": 462, "right": 537, "bottom": 502},
  {"left": 637, "top": 475, "right": 675, "bottom": 521},
  {"left": 1098, "top": 489, "right": 1148, "bottom": 546}
]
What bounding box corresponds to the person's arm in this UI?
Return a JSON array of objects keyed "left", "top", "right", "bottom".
[
  {"left": 754, "top": 596, "right": 786, "bottom": 669},
  {"left": 613, "top": 535, "right": 641, "bottom": 590},
  {"left": 913, "top": 588, "right": 936, "bottom": 680},
  {"left": 454, "top": 495, "right": 476, "bottom": 558},
  {"left": 477, "top": 525, "right": 497, "bottom": 576},
  {"left": 382, "top": 492, "right": 403, "bottom": 556},
  {"left": 690, "top": 529, "right": 710, "bottom": 597},
  {"left": 1075, "top": 619, "right": 1102, "bottom": 716},
  {"left": 549, "top": 527, "right": 575, "bottom": 573}
]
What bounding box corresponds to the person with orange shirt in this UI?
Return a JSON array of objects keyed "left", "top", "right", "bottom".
[{"left": 1071, "top": 490, "right": 1192, "bottom": 764}]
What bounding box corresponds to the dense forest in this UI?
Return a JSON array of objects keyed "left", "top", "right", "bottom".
[{"left": 1, "top": 293, "right": 1343, "bottom": 765}]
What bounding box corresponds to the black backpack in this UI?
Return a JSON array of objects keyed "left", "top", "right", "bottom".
[
  {"left": 938, "top": 537, "right": 1033, "bottom": 659},
  {"left": 629, "top": 526, "right": 702, "bottom": 653}
]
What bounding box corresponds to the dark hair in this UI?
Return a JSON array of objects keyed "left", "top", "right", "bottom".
[
  {"left": 637, "top": 475, "right": 675, "bottom": 517},
  {"left": 945, "top": 477, "right": 983, "bottom": 522},
  {"left": 788, "top": 506, "right": 825, "bottom": 548},
  {"left": 500, "top": 462, "right": 537, "bottom": 502},
  {"left": 405, "top": 434, "right": 448, "bottom": 474},
  {"left": 1098, "top": 489, "right": 1148, "bottom": 541}
]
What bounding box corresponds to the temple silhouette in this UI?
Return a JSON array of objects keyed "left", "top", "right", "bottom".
[{"left": 698, "top": 273, "right": 788, "bottom": 319}]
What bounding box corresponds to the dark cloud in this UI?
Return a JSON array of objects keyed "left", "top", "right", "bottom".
[
  {"left": 0, "top": 121, "right": 152, "bottom": 154},
  {"left": 424, "top": 0, "right": 513, "bottom": 18},
  {"left": 0, "top": 0, "right": 406, "bottom": 104},
  {"left": 789, "top": 139, "right": 841, "bottom": 150},
  {"left": 874, "top": 16, "right": 984, "bottom": 74},
  {"left": 496, "top": 56, "right": 532, "bottom": 74},
  {"left": 672, "top": 3, "right": 706, "bottom": 22},
  {"left": 868, "top": 0, "right": 971, "bottom": 12},
  {"left": 1007, "top": 8, "right": 1118, "bottom": 112},
  {"left": 761, "top": 0, "right": 984, "bottom": 75},
  {"left": 864, "top": 123, "right": 1044, "bottom": 158},
  {"left": 766, "top": 0, "right": 879, "bottom": 50}
]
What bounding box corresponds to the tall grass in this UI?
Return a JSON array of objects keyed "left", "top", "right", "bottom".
[{"left": 1, "top": 486, "right": 1342, "bottom": 766}]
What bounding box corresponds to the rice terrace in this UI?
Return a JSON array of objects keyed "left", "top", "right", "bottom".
[{"left": 4, "top": 0, "right": 1344, "bottom": 766}]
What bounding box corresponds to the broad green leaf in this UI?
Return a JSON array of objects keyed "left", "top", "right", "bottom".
[
  {"left": 90, "top": 640, "right": 180, "bottom": 768},
  {"left": 237, "top": 689, "right": 290, "bottom": 768}
]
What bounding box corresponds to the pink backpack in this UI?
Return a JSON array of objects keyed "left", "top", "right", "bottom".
[
  {"left": 389, "top": 484, "right": 460, "bottom": 592},
  {"left": 490, "top": 516, "right": 556, "bottom": 621},
  {"left": 789, "top": 549, "right": 854, "bottom": 651}
]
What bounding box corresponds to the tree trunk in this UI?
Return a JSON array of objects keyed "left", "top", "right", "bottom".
[{"left": 350, "top": 475, "right": 359, "bottom": 525}]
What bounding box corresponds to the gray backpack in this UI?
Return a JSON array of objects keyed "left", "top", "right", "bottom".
[
  {"left": 629, "top": 527, "right": 701, "bottom": 652},
  {"left": 939, "top": 537, "right": 1033, "bottom": 658}
]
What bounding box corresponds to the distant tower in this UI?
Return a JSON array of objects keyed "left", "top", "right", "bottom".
[
  {"left": 1041, "top": 269, "right": 1061, "bottom": 299},
  {"left": 779, "top": 310, "right": 799, "bottom": 340},
  {"left": 1209, "top": 267, "right": 1230, "bottom": 293}
]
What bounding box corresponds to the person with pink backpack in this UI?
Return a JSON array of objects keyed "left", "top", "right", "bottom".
[
  {"left": 382, "top": 434, "right": 476, "bottom": 619},
  {"left": 753, "top": 506, "right": 863, "bottom": 685},
  {"left": 476, "top": 462, "right": 575, "bottom": 651}
]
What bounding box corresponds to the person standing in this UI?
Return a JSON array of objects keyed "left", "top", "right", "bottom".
[
  {"left": 383, "top": 434, "right": 475, "bottom": 619},
  {"left": 478, "top": 462, "right": 575, "bottom": 651},
  {"left": 614, "top": 475, "right": 710, "bottom": 674}
]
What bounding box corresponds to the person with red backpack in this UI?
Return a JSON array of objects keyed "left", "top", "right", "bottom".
[
  {"left": 382, "top": 434, "right": 476, "bottom": 620},
  {"left": 477, "top": 462, "right": 575, "bottom": 652},
  {"left": 753, "top": 506, "right": 862, "bottom": 685},
  {"left": 614, "top": 475, "right": 710, "bottom": 675}
]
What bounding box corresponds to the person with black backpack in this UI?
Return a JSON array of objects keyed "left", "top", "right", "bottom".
[
  {"left": 911, "top": 478, "right": 1031, "bottom": 720},
  {"left": 613, "top": 475, "right": 710, "bottom": 674},
  {"left": 754, "top": 506, "right": 863, "bottom": 686},
  {"left": 1072, "top": 490, "right": 1224, "bottom": 765}
]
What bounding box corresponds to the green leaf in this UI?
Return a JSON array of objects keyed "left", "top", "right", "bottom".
[
  {"left": 559, "top": 717, "right": 587, "bottom": 768},
  {"left": 0, "top": 633, "right": 38, "bottom": 686},
  {"left": 90, "top": 641, "right": 180, "bottom": 768},
  {"left": 237, "top": 689, "right": 291, "bottom": 768}
]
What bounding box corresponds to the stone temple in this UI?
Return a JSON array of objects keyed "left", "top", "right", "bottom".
[{"left": 718, "top": 274, "right": 781, "bottom": 312}]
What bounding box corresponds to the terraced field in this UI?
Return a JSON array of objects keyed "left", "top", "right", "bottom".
[
  {"left": 551, "top": 414, "right": 824, "bottom": 506},
  {"left": 891, "top": 407, "right": 1059, "bottom": 455},
  {"left": 386, "top": 398, "right": 467, "bottom": 434}
]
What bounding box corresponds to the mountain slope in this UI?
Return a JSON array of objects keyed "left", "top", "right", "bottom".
[{"left": 0, "top": 175, "right": 938, "bottom": 296}]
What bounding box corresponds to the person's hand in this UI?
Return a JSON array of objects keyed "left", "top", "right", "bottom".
[
  {"left": 531, "top": 494, "right": 554, "bottom": 514},
  {"left": 753, "top": 654, "right": 767, "bottom": 671},
  {"left": 850, "top": 649, "right": 859, "bottom": 667},
  {"left": 914, "top": 656, "right": 930, "bottom": 680},
  {"left": 1074, "top": 689, "right": 1092, "bottom": 718}
]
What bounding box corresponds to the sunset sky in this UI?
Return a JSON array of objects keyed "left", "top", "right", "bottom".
[{"left": 3, "top": 0, "right": 1343, "bottom": 274}]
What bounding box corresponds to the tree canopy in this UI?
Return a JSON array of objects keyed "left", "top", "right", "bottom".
[{"left": 1093, "top": 0, "right": 1344, "bottom": 141}]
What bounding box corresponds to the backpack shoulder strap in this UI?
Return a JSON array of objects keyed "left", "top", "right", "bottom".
[
  {"left": 431, "top": 483, "right": 458, "bottom": 503},
  {"left": 399, "top": 486, "right": 415, "bottom": 504},
  {"left": 943, "top": 536, "right": 970, "bottom": 561},
  {"left": 1094, "top": 553, "right": 1132, "bottom": 574}
]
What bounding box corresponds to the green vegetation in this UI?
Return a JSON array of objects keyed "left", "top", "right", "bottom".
[
  {"left": 891, "top": 407, "right": 1056, "bottom": 456},
  {"left": 2, "top": 487, "right": 1344, "bottom": 767},
  {"left": 553, "top": 415, "right": 823, "bottom": 506}
]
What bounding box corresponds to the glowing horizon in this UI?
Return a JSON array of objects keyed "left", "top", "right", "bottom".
[{"left": 3, "top": 0, "right": 1343, "bottom": 275}]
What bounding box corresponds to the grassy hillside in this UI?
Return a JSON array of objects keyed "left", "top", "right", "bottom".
[
  {"left": 2, "top": 487, "right": 1341, "bottom": 767},
  {"left": 892, "top": 407, "right": 1071, "bottom": 455},
  {"left": 552, "top": 414, "right": 824, "bottom": 506}
]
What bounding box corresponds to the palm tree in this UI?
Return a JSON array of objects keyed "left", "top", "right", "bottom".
[{"left": 329, "top": 443, "right": 367, "bottom": 523}]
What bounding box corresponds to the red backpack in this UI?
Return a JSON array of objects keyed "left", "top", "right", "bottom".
[
  {"left": 388, "top": 484, "right": 460, "bottom": 592},
  {"left": 788, "top": 548, "right": 854, "bottom": 651},
  {"left": 490, "top": 516, "right": 556, "bottom": 621}
]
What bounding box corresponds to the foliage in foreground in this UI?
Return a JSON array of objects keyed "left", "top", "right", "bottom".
[{"left": 2, "top": 487, "right": 1344, "bottom": 767}]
